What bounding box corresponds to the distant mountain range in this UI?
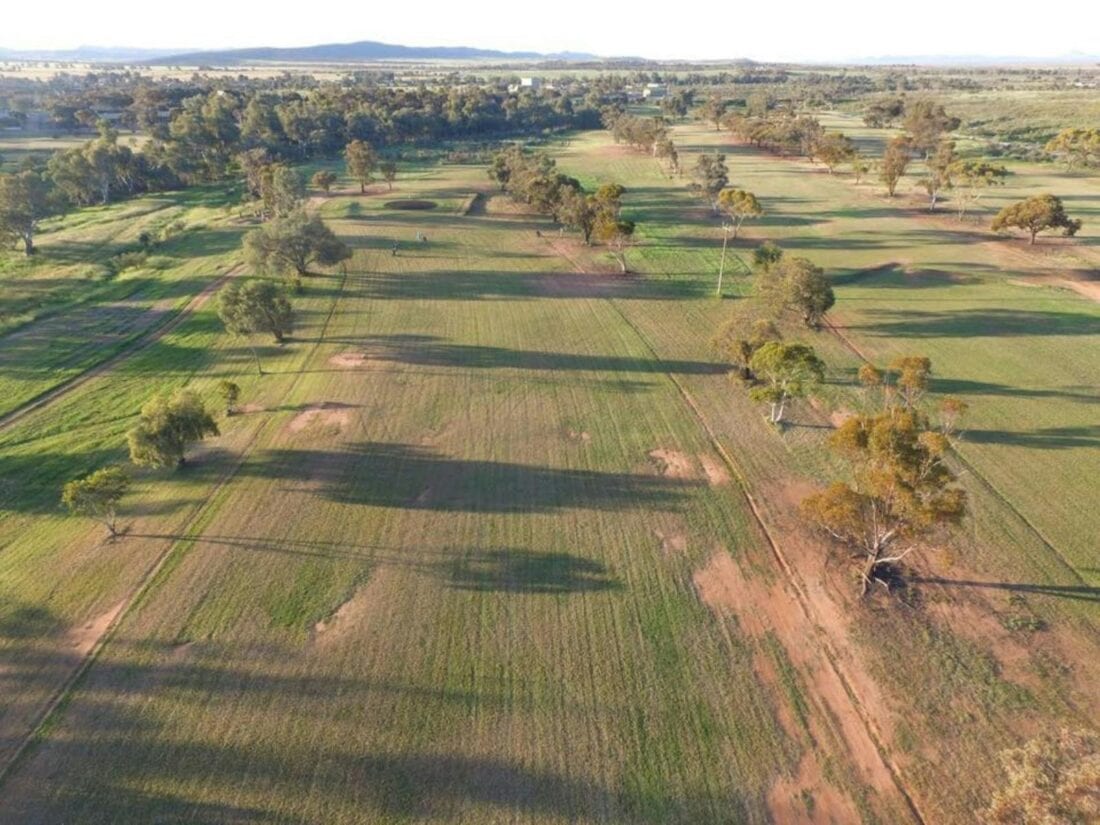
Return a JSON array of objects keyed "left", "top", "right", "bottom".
[
  {"left": 0, "top": 46, "right": 178, "bottom": 61},
  {"left": 149, "top": 41, "right": 599, "bottom": 65}
]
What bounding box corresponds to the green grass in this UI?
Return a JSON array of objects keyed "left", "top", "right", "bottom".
[{"left": 0, "top": 130, "right": 1095, "bottom": 824}]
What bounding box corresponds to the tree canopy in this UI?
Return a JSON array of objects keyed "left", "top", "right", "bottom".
[
  {"left": 127, "top": 390, "right": 219, "bottom": 469},
  {"left": 716, "top": 188, "right": 763, "bottom": 238},
  {"left": 757, "top": 255, "right": 835, "bottom": 329},
  {"left": 0, "top": 171, "right": 57, "bottom": 256},
  {"left": 991, "top": 194, "right": 1082, "bottom": 245},
  {"left": 244, "top": 210, "right": 351, "bottom": 279},
  {"left": 747, "top": 341, "right": 825, "bottom": 424},
  {"left": 61, "top": 465, "right": 131, "bottom": 538}
]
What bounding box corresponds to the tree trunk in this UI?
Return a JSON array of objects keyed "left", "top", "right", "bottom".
[
  {"left": 249, "top": 345, "right": 264, "bottom": 376},
  {"left": 1029, "top": 229, "right": 1037, "bottom": 245},
  {"left": 21, "top": 232, "right": 35, "bottom": 255}
]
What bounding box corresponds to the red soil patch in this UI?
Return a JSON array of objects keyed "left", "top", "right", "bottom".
[
  {"left": 236, "top": 403, "right": 266, "bottom": 414},
  {"left": 767, "top": 754, "right": 863, "bottom": 825},
  {"left": 648, "top": 449, "right": 696, "bottom": 480}
]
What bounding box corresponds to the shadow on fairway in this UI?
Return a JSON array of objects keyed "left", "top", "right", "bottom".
[
  {"left": 316, "top": 334, "right": 727, "bottom": 376},
  {"left": 442, "top": 549, "right": 620, "bottom": 594},
  {"left": 847, "top": 307, "right": 1100, "bottom": 338},
  {"left": 349, "top": 270, "right": 703, "bottom": 301},
  {"left": 962, "top": 425, "right": 1100, "bottom": 450},
  {"left": 247, "top": 442, "right": 697, "bottom": 514}
]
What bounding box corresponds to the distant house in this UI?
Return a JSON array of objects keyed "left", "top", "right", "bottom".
[
  {"left": 520, "top": 77, "right": 542, "bottom": 90},
  {"left": 643, "top": 83, "right": 667, "bottom": 100}
]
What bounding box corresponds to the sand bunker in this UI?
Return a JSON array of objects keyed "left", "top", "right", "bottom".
[{"left": 288, "top": 402, "right": 353, "bottom": 434}]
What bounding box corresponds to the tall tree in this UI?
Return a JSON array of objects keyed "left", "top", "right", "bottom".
[
  {"left": 0, "top": 170, "right": 56, "bottom": 255},
  {"left": 713, "top": 316, "right": 781, "bottom": 380},
  {"left": 748, "top": 342, "right": 826, "bottom": 424},
  {"left": 218, "top": 280, "right": 293, "bottom": 373},
  {"left": 902, "top": 99, "right": 960, "bottom": 158},
  {"left": 920, "top": 139, "right": 956, "bottom": 211},
  {"left": 991, "top": 194, "right": 1082, "bottom": 245},
  {"left": 344, "top": 139, "right": 378, "bottom": 193},
  {"left": 244, "top": 210, "right": 352, "bottom": 281},
  {"left": 592, "top": 210, "right": 635, "bottom": 274},
  {"left": 701, "top": 94, "right": 728, "bottom": 131},
  {"left": 61, "top": 466, "right": 130, "bottom": 539},
  {"left": 757, "top": 255, "right": 835, "bottom": 329},
  {"left": 802, "top": 407, "right": 966, "bottom": 595},
  {"left": 311, "top": 170, "right": 337, "bottom": 194},
  {"left": 815, "top": 132, "right": 857, "bottom": 174},
  {"left": 380, "top": 160, "right": 398, "bottom": 191},
  {"left": 717, "top": 188, "right": 763, "bottom": 238},
  {"left": 128, "top": 390, "right": 219, "bottom": 469}
]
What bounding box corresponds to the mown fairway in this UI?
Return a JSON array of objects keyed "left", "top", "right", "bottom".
[{"left": 0, "top": 128, "right": 1097, "bottom": 824}]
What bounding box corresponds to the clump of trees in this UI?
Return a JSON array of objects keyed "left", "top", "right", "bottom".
[
  {"left": 992, "top": 194, "right": 1082, "bottom": 245},
  {"left": 1043, "top": 128, "right": 1100, "bottom": 170},
  {"left": 804, "top": 353, "right": 969, "bottom": 596},
  {"left": 487, "top": 147, "right": 636, "bottom": 271},
  {"left": 218, "top": 280, "right": 294, "bottom": 374},
  {"left": 61, "top": 466, "right": 131, "bottom": 539},
  {"left": 127, "top": 390, "right": 219, "bottom": 469},
  {"left": 244, "top": 210, "right": 351, "bottom": 284},
  {"left": 713, "top": 317, "right": 781, "bottom": 381}
]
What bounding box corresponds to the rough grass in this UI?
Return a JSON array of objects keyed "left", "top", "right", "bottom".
[{"left": 0, "top": 132, "right": 1095, "bottom": 824}]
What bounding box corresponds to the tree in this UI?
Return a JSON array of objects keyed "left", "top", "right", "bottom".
[
  {"left": 690, "top": 153, "right": 729, "bottom": 213},
  {"left": 815, "top": 132, "right": 857, "bottom": 174},
  {"left": 701, "top": 94, "right": 727, "bottom": 131},
  {"left": 244, "top": 210, "right": 351, "bottom": 281},
  {"left": 889, "top": 355, "right": 932, "bottom": 409},
  {"left": 802, "top": 407, "right": 966, "bottom": 595},
  {"left": 991, "top": 194, "right": 1082, "bottom": 245},
  {"left": 344, "top": 139, "right": 378, "bottom": 193},
  {"left": 983, "top": 728, "right": 1100, "bottom": 824},
  {"left": 902, "top": 99, "right": 960, "bottom": 158},
  {"left": 880, "top": 136, "right": 912, "bottom": 197},
  {"left": 1044, "top": 128, "right": 1100, "bottom": 170},
  {"left": 593, "top": 213, "right": 636, "bottom": 274},
  {"left": 716, "top": 188, "right": 763, "bottom": 239},
  {"left": 758, "top": 255, "right": 835, "bottom": 329},
  {"left": 557, "top": 187, "right": 598, "bottom": 244},
  {"left": 128, "top": 390, "right": 219, "bottom": 469},
  {"left": 752, "top": 241, "right": 784, "bottom": 273},
  {"left": 380, "top": 160, "right": 397, "bottom": 190},
  {"left": 920, "top": 139, "right": 957, "bottom": 211},
  {"left": 713, "top": 316, "right": 781, "bottom": 380},
  {"left": 748, "top": 342, "right": 826, "bottom": 424},
  {"left": 311, "top": 170, "right": 337, "bottom": 193},
  {"left": 0, "top": 171, "right": 56, "bottom": 255},
  {"left": 259, "top": 164, "right": 304, "bottom": 220},
  {"left": 950, "top": 160, "right": 1008, "bottom": 220},
  {"left": 61, "top": 466, "right": 130, "bottom": 539},
  {"left": 218, "top": 380, "right": 241, "bottom": 415},
  {"left": 851, "top": 152, "right": 870, "bottom": 185},
  {"left": 218, "top": 280, "right": 293, "bottom": 373}
]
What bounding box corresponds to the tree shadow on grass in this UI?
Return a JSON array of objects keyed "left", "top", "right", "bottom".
[
  {"left": 246, "top": 442, "right": 696, "bottom": 514},
  {"left": 443, "top": 549, "right": 620, "bottom": 594},
  {"left": 961, "top": 425, "right": 1100, "bottom": 450},
  {"left": 909, "top": 577, "right": 1100, "bottom": 604},
  {"left": 848, "top": 308, "right": 1100, "bottom": 338},
  {"left": 316, "top": 334, "right": 726, "bottom": 376}
]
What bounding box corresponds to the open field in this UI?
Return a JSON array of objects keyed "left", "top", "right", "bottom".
[{"left": 0, "top": 122, "right": 1097, "bottom": 824}]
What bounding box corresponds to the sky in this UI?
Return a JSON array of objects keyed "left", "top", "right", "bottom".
[{"left": 5, "top": 0, "right": 1100, "bottom": 61}]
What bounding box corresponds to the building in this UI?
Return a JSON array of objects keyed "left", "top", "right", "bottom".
[{"left": 643, "top": 83, "right": 667, "bottom": 100}]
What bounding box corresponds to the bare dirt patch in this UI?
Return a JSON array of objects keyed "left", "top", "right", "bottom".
[
  {"left": 693, "top": 550, "right": 775, "bottom": 636},
  {"left": 697, "top": 453, "right": 730, "bottom": 486},
  {"left": 566, "top": 428, "right": 592, "bottom": 443},
  {"left": 65, "top": 601, "right": 125, "bottom": 658},
  {"left": 1010, "top": 275, "right": 1100, "bottom": 304},
  {"left": 287, "top": 402, "right": 354, "bottom": 434},
  {"left": 829, "top": 408, "right": 855, "bottom": 429},
  {"left": 654, "top": 529, "right": 688, "bottom": 554},
  {"left": 311, "top": 569, "right": 390, "bottom": 649},
  {"left": 648, "top": 449, "right": 697, "bottom": 480},
  {"left": 236, "top": 403, "right": 266, "bottom": 414},
  {"left": 328, "top": 351, "right": 371, "bottom": 369},
  {"left": 767, "top": 754, "right": 862, "bottom": 825}
]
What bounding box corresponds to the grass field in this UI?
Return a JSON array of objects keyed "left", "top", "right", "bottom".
[{"left": 0, "top": 124, "right": 1096, "bottom": 823}]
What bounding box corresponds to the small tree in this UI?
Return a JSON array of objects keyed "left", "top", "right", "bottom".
[
  {"left": 748, "top": 342, "right": 826, "bottom": 424},
  {"left": 950, "top": 161, "right": 1008, "bottom": 220},
  {"left": 851, "top": 152, "right": 870, "bottom": 185},
  {"left": 802, "top": 407, "right": 966, "bottom": 596},
  {"left": 983, "top": 728, "right": 1100, "bottom": 824},
  {"left": 218, "top": 380, "right": 241, "bottom": 415},
  {"left": 880, "top": 136, "right": 912, "bottom": 197},
  {"left": 752, "top": 241, "right": 784, "bottom": 274},
  {"left": 344, "top": 139, "right": 378, "bottom": 193},
  {"left": 713, "top": 316, "right": 781, "bottom": 380},
  {"left": 259, "top": 164, "right": 304, "bottom": 220},
  {"left": 991, "top": 194, "right": 1082, "bottom": 245},
  {"left": 218, "top": 280, "right": 293, "bottom": 373},
  {"left": 128, "top": 390, "right": 219, "bottom": 469},
  {"left": 244, "top": 210, "right": 351, "bottom": 281},
  {"left": 690, "top": 153, "right": 729, "bottom": 213},
  {"left": 920, "top": 139, "right": 956, "bottom": 212},
  {"left": 311, "top": 170, "right": 337, "bottom": 193},
  {"left": 593, "top": 213, "right": 635, "bottom": 274},
  {"left": 61, "top": 466, "right": 131, "bottom": 539},
  {"left": 380, "top": 160, "right": 397, "bottom": 191},
  {"left": 717, "top": 188, "right": 763, "bottom": 239},
  {"left": 1043, "top": 128, "right": 1100, "bottom": 170}
]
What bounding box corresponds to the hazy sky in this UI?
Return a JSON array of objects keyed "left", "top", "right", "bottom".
[{"left": 6, "top": 0, "right": 1100, "bottom": 61}]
